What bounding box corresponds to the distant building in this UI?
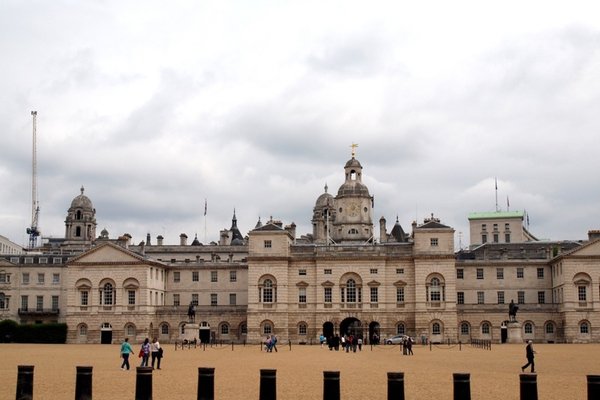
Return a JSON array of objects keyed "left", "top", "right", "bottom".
[
  {"left": 1, "top": 154, "right": 599, "bottom": 344},
  {"left": 0, "top": 235, "right": 24, "bottom": 255}
]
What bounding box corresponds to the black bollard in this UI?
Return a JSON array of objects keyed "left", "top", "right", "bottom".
[
  {"left": 135, "top": 367, "right": 153, "bottom": 400},
  {"left": 197, "top": 367, "right": 215, "bottom": 400},
  {"left": 519, "top": 374, "right": 538, "bottom": 400},
  {"left": 16, "top": 365, "right": 34, "bottom": 400},
  {"left": 75, "top": 366, "right": 93, "bottom": 400},
  {"left": 387, "top": 372, "right": 405, "bottom": 400},
  {"left": 259, "top": 369, "right": 277, "bottom": 400},
  {"left": 588, "top": 375, "right": 600, "bottom": 400},
  {"left": 323, "top": 371, "right": 340, "bottom": 400},
  {"left": 453, "top": 373, "right": 471, "bottom": 400}
]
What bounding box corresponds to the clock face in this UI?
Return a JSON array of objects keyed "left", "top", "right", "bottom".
[{"left": 348, "top": 202, "right": 359, "bottom": 217}]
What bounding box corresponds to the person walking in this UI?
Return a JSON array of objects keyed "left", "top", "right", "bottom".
[
  {"left": 521, "top": 340, "right": 536, "bottom": 373},
  {"left": 406, "top": 336, "right": 414, "bottom": 355},
  {"left": 150, "top": 337, "right": 161, "bottom": 369},
  {"left": 140, "top": 338, "right": 151, "bottom": 367},
  {"left": 120, "top": 338, "right": 133, "bottom": 370}
]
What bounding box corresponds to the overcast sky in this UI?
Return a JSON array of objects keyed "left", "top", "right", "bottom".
[{"left": 1, "top": 1, "right": 599, "bottom": 248}]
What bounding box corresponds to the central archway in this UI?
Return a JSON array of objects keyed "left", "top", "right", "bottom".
[
  {"left": 322, "top": 321, "right": 334, "bottom": 340},
  {"left": 340, "top": 317, "right": 362, "bottom": 338}
]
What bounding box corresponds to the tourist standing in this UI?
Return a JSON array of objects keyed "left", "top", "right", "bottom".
[
  {"left": 140, "top": 338, "right": 150, "bottom": 367},
  {"left": 406, "top": 337, "right": 413, "bottom": 355},
  {"left": 521, "top": 340, "right": 536, "bottom": 373},
  {"left": 151, "top": 337, "right": 161, "bottom": 369},
  {"left": 357, "top": 337, "right": 362, "bottom": 351},
  {"left": 120, "top": 338, "right": 133, "bottom": 370}
]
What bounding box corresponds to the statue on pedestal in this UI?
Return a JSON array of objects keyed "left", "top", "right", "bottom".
[
  {"left": 509, "top": 299, "right": 519, "bottom": 322},
  {"left": 187, "top": 302, "right": 196, "bottom": 323}
]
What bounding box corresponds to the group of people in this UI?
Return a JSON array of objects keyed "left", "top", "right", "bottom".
[
  {"left": 120, "top": 337, "right": 163, "bottom": 370},
  {"left": 264, "top": 334, "right": 278, "bottom": 352},
  {"left": 323, "top": 334, "right": 363, "bottom": 352}
]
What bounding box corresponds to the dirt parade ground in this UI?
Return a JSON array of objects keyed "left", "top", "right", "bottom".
[{"left": 1, "top": 342, "right": 599, "bottom": 399}]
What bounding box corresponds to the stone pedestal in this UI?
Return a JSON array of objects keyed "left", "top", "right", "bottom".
[
  {"left": 507, "top": 321, "right": 523, "bottom": 343},
  {"left": 181, "top": 323, "right": 199, "bottom": 342}
]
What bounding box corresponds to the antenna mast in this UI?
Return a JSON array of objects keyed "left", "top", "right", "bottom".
[{"left": 26, "top": 111, "right": 40, "bottom": 249}]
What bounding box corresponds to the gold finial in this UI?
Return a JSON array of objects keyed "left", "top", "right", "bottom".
[{"left": 350, "top": 143, "right": 358, "bottom": 158}]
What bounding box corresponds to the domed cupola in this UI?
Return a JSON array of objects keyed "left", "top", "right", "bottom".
[
  {"left": 311, "top": 184, "right": 336, "bottom": 244},
  {"left": 230, "top": 209, "right": 245, "bottom": 245},
  {"left": 65, "top": 186, "right": 97, "bottom": 242}
]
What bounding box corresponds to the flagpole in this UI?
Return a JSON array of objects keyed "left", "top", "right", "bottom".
[{"left": 204, "top": 199, "right": 207, "bottom": 244}]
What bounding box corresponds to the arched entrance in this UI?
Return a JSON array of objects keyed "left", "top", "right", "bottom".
[
  {"left": 100, "top": 322, "right": 112, "bottom": 344},
  {"left": 322, "top": 321, "right": 334, "bottom": 340},
  {"left": 199, "top": 321, "right": 210, "bottom": 344},
  {"left": 369, "top": 321, "right": 381, "bottom": 344},
  {"left": 340, "top": 318, "right": 362, "bottom": 338}
]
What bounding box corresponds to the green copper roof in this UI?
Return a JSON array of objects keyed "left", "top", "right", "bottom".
[{"left": 468, "top": 211, "right": 524, "bottom": 220}]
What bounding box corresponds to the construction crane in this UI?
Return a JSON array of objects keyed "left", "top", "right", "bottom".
[{"left": 26, "top": 110, "right": 40, "bottom": 249}]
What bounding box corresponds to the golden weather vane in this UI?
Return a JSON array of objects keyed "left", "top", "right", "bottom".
[{"left": 350, "top": 143, "right": 358, "bottom": 158}]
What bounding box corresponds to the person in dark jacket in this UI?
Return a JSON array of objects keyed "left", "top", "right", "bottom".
[{"left": 521, "top": 340, "right": 536, "bottom": 373}]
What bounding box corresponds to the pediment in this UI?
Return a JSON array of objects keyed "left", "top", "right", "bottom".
[
  {"left": 296, "top": 281, "right": 309, "bottom": 287},
  {"left": 321, "top": 280, "right": 335, "bottom": 287},
  {"left": 367, "top": 280, "right": 381, "bottom": 287},
  {"left": 68, "top": 242, "right": 151, "bottom": 265},
  {"left": 0, "top": 259, "right": 15, "bottom": 267},
  {"left": 568, "top": 239, "right": 600, "bottom": 257},
  {"left": 393, "top": 280, "right": 407, "bottom": 287}
]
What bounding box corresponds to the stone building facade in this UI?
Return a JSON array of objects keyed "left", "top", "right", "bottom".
[{"left": 1, "top": 156, "right": 600, "bottom": 344}]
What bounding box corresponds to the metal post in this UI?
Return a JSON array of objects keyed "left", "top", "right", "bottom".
[
  {"left": 587, "top": 375, "right": 600, "bottom": 400},
  {"left": 259, "top": 369, "right": 277, "bottom": 400},
  {"left": 387, "top": 372, "right": 405, "bottom": 400},
  {"left": 16, "top": 365, "right": 34, "bottom": 400},
  {"left": 519, "top": 374, "right": 538, "bottom": 400},
  {"left": 75, "top": 366, "right": 93, "bottom": 400},
  {"left": 453, "top": 373, "right": 471, "bottom": 400},
  {"left": 323, "top": 371, "right": 340, "bottom": 400},
  {"left": 197, "top": 367, "right": 215, "bottom": 400},
  {"left": 135, "top": 367, "right": 153, "bottom": 400}
]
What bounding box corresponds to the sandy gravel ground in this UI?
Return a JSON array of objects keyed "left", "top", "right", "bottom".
[{"left": 1, "top": 342, "right": 599, "bottom": 399}]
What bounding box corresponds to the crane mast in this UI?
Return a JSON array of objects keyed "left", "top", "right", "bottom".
[{"left": 26, "top": 110, "right": 40, "bottom": 249}]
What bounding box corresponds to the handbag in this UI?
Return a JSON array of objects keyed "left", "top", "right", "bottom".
[{"left": 138, "top": 349, "right": 144, "bottom": 358}]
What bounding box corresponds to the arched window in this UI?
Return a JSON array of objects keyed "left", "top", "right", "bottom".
[
  {"left": 460, "top": 322, "right": 470, "bottom": 335},
  {"left": 101, "top": 283, "right": 114, "bottom": 305},
  {"left": 298, "top": 323, "right": 307, "bottom": 335},
  {"left": 240, "top": 323, "right": 247, "bottom": 335},
  {"left": 481, "top": 322, "right": 491, "bottom": 335},
  {"left": 580, "top": 321, "right": 590, "bottom": 334},
  {"left": 263, "top": 279, "right": 274, "bottom": 303},
  {"left": 545, "top": 323, "right": 554, "bottom": 334},
  {"left": 78, "top": 324, "right": 88, "bottom": 336},
  {"left": 524, "top": 322, "right": 533, "bottom": 334},
  {"left": 126, "top": 324, "right": 136, "bottom": 336},
  {"left": 220, "top": 323, "right": 230, "bottom": 335},
  {"left": 396, "top": 323, "right": 405, "bottom": 335},
  {"left": 263, "top": 322, "right": 272, "bottom": 335},
  {"left": 160, "top": 324, "right": 169, "bottom": 335},
  {"left": 75, "top": 226, "right": 82, "bottom": 237},
  {"left": 346, "top": 279, "right": 357, "bottom": 302},
  {"left": 426, "top": 275, "right": 445, "bottom": 303},
  {"left": 432, "top": 322, "right": 441, "bottom": 335}
]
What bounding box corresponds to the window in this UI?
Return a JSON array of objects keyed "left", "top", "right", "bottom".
[
  {"left": 482, "top": 224, "right": 487, "bottom": 231},
  {"left": 79, "top": 324, "right": 87, "bottom": 336},
  {"left": 477, "top": 291, "right": 484, "bottom": 304},
  {"left": 263, "top": 323, "right": 272, "bottom": 335},
  {"left": 229, "top": 293, "right": 237, "bottom": 305},
  {"left": 545, "top": 323, "right": 554, "bottom": 334},
  {"left": 537, "top": 291, "right": 545, "bottom": 304},
  {"left": 476, "top": 268, "right": 484, "bottom": 279},
  {"left": 128, "top": 290, "right": 136, "bottom": 305},
  {"left": 497, "top": 291, "right": 505, "bottom": 304},
  {"left": 211, "top": 271, "right": 218, "bottom": 282},
  {"left": 298, "top": 323, "right": 307, "bottom": 335},
  {"left": 36, "top": 296, "right": 43, "bottom": 311},
  {"left": 524, "top": 323, "right": 533, "bottom": 334},
  {"left": 24, "top": 257, "right": 33, "bottom": 264},
  {"left": 102, "top": 283, "right": 114, "bottom": 305},
  {"left": 432, "top": 322, "right": 441, "bottom": 335},
  {"left": 22, "top": 273, "right": 30, "bottom": 285},
  {"left": 505, "top": 223, "right": 510, "bottom": 231},
  {"left": 429, "top": 277, "right": 443, "bottom": 302},
  {"left": 396, "top": 323, "right": 406, "bottom": 335},
  {"left": 0, "top": 272, "right": 9, "bottom": 283},
  {"left": 456, "top": 269, "right": 464, "bottom": 279},
  {"left": 517, "top": 291, "right": 525, "bottom": 304},
  {"left": 262, "top": 279, "right": 274, "bottom": 303},
  {"left": 0, "top": 294, "right": 9, "bottom": 309},
  {"left": 493, "top": 223, "right": 498, "bottom": 231},
  {"left": 230, "top": 271, "right": 237, "bottom": 282},
  {"left": 396, "top": 287, "right": 405, "bottom": 303},
  {"left": 21, "top": 295, "right": 28, "bottom": 310},
  {"left": 481, "top": 323, "right": 490, "bottom": 335},
  {"left": 370, "top": 268, "right": 378, "bottom": 274},
  {"left": 126, "top": 324, "right": 136, "bottom": 336},
  {"left": 537, "top": 268, "right": 544, "bottom": 279},
  {"left": 345, "top": 279, "right": 357, "bottom": 303},
  {"left": 517, "top": 268, "right": 524, "bottom": 278},
  {"left": 505, "top": 234, "right": 511, "bottom": 243},
  {"left": 191, "top": 294, "right": 199, "bottom": 306},
  {"left": 298, "top": 287, "right": 307, "bottom": 303},
  {"left": 324, "top": 269, "right": 332, "bottom": 275},
  {"left": 482, "top": 234, "right": 487, "bottom": 243},
  {"left": 264, "top": 240, "right": 272, "bottom": 248},
  {"left": 457, "top": 292, "right": 464, "bottom": 304},
  {"left": 430, "top": 238, "right": 438, "bottom": 247},
  {"left": 241, "top": 323, "right": 247, "bottom": 335},
  {"left": 460, "top": 323, "right": 469, "bottom": 335},
  {"left": 192, "top": 271, "right": 199, "bottom": 282},
  {"left": 52, "top": 273, "right": 60, "bottom": 284},
  {"left": 221, "top": 324, "right": 229, "bottom": 335},
  {"left": 161, "top": 324, "right": 169, "bottom": 335},
  {"left": 324, "top": 287, "right": 332, "bottom": 303},
  {"left": 493, "top": 234, "right": 499, "bottom": 243},
  {"left": 37, "top": 273, "right": 45, "bottom": 285},
  {"left": 173, "top": 294, "right": 180, "bottom": 306},
  {"left": 53, "top": 257, "right": 62, "bottom": 264},
  {"left": 298, "top": 269, "right": 307, "bottom": 276},
  {"left": 370, "top": 287, "right": 378, "bottom": 303},
  {"left": 578, "top": 286, "right": 587, "bottom": 301},
  {"left": 80, "top": 291, "right": 88, "bottom": 306},
  {"left": 580, "top": 322, "right": 590, "bottom": 334},
  {"left": 496, "top": 268, "right": 504, "bottom": 280},
  {"left": 396, "top": 268, "right": 404, "bottom": 274},
  {"left": 173, "top": 272, "right": 180, "bottom": 283},
  {"left": 51, "top": 296, "right": 59, "bottom": 311}
]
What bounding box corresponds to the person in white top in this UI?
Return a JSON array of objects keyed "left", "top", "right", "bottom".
[{"left": 150, "top": 337, "right": 162, "bottom": 369}]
